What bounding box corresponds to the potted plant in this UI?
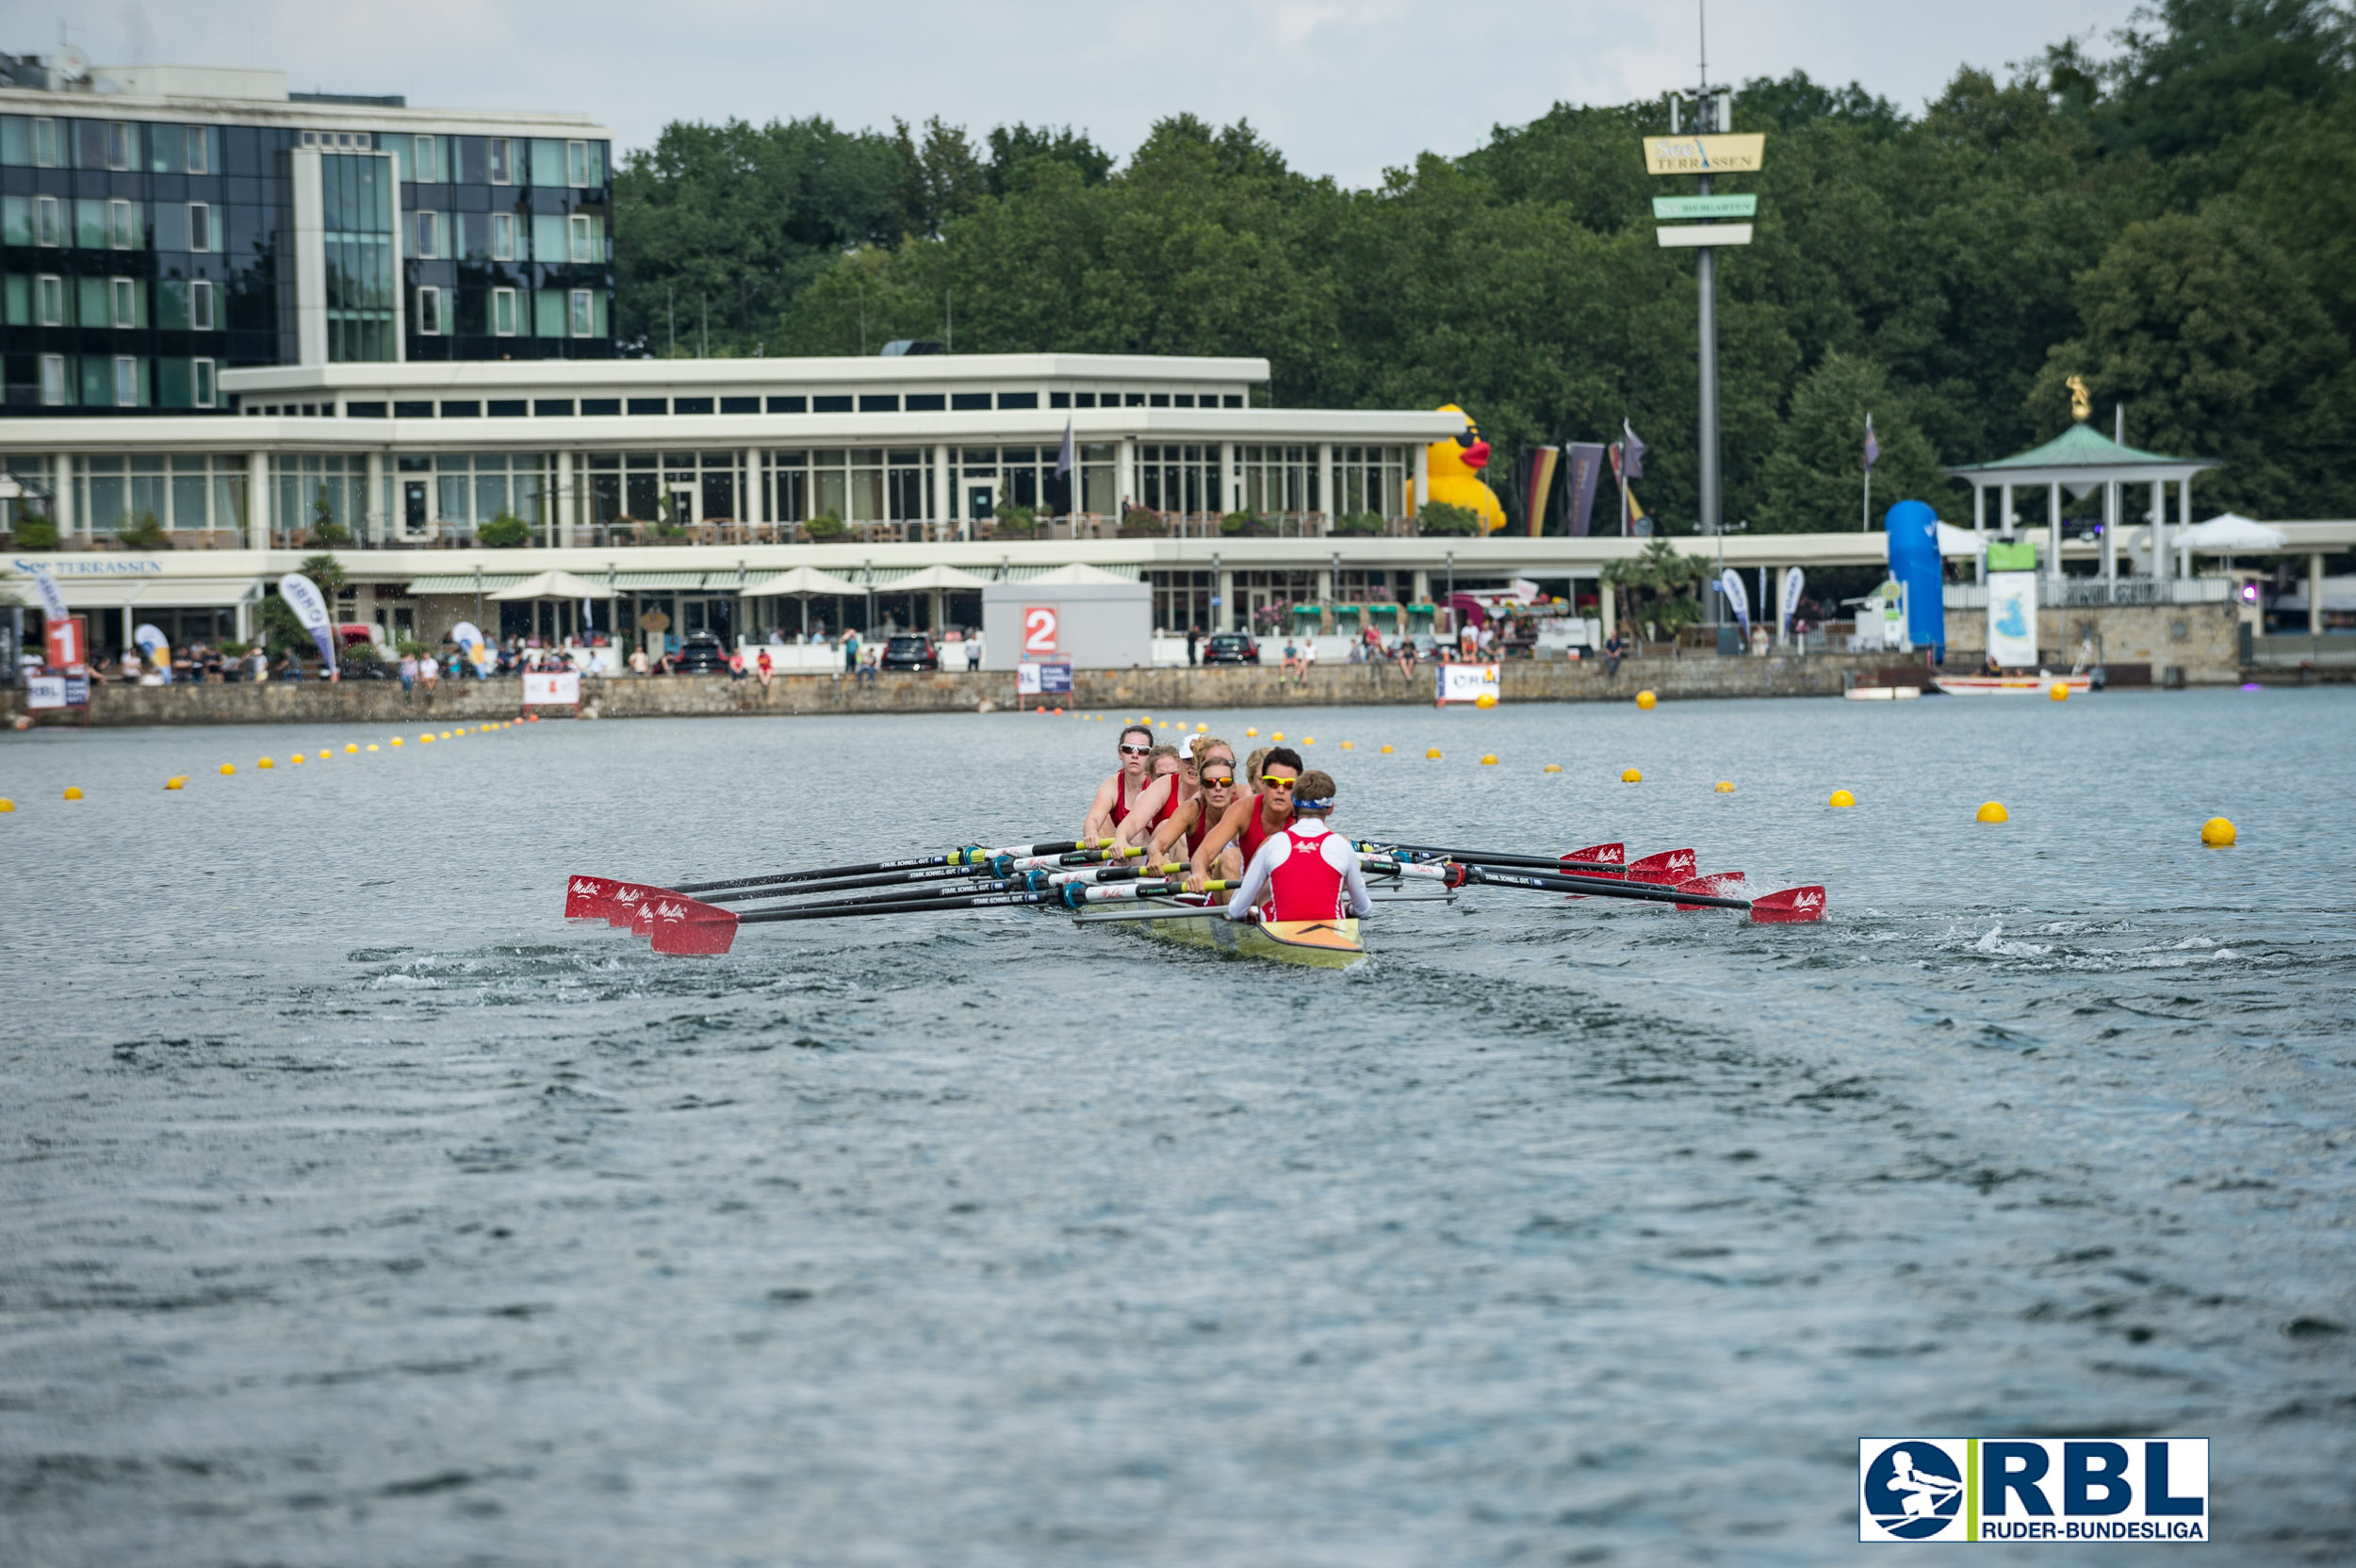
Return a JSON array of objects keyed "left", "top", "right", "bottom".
[
  {"left": 1416, "top": 500, "right": 1481, "bottom": 537},
  {"left": 478, "top": 512, "right": 532, "bottom": 547},
  {"left": 804, "top": 509, "right": 845, "bottom": 541},
  {"left": 993, "top": 501, "right": 1037, "bottom": 538},
  {"left": 1118, "top": 505, "right": 1166, "bottom": 538},
  {"left": 1219, "top": 508, "right": 1264, "bottom": 537},
  {"left": 118, "top": 512, "right": 169, "bottom": 549},
  {"left": 1333, "top": 511, "right": 1383, "bottom": 537},
  {"left": 10, "top": 511, "right": 58, "bottom": 549}
]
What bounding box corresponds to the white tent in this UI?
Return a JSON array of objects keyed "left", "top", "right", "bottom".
[
  {"left": 488, "top": 569, "right": 610, "bottom": 601},
  {"left": 742, "top": 564, "right": 863, "bottom": 597},
  {"left": 2175, "top": 513, "right": 2289, "bottom": 551},
  {"left": 1936, "top": 522, "right": 1983, "bottom": 558},
  {"left": 1025, "top": 562, "right": 1131, "bottom": 584},
  {"left": 889, "top": 563, "right": 991, "bottom": 590}
]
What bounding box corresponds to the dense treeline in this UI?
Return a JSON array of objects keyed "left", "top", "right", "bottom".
[{"left": 614, "top": 0, "right": 2356, "bottom": 531}]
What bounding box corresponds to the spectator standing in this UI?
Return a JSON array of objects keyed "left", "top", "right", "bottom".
[
  {"left": 1186, "top": 625, "right": 1201, "bottom": 666},
  {"left": 629, "top": 645, "right": 649, "bottom": 677}
]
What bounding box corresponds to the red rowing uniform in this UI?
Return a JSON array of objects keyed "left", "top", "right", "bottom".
[
  {"left": 1236, "top": 793, "right": 1289, "bottom": 866},
  {"left": 1263, "top": 821, "right": 1350, "bottom": 922}
]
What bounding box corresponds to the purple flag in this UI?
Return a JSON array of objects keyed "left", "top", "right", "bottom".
[
  {"left": 1863, "top": 414, "right": 1880, "bottom": 473},
  {"left": 1564, "top": 442, "right": 1606, "bottom": 537},
  {"left": 1621, "top": 420, "right": 1645, "bottom": 482}
]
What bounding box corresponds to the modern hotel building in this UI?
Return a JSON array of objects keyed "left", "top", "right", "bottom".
[{"left": 0, "top": 54, "right": 1906, "bottom": 662}]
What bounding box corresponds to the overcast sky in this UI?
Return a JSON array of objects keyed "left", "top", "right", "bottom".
[{"left": 41, "top": 0, "right": 2142, "bottom": 184}]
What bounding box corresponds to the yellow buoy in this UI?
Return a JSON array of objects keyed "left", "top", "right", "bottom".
[
  {"left": 290, "top": 754, "right": 304, "bottom": 765},
  {"left": 1196, "top": 724, "right": 1207, "bottom": 732},
  {"left": 420, "top": 734, "right": 434, "bottom": 743},
  {"left": 1475, "top": 693, "right": 1497, "bottom": 710},
  {"left": 2049, "top": 683, "right": 2070, "bottom": 703},
  {"left": 220, "top": 762, "right": 237, "bottom": 776},
  {"left": 1544, "top": 763, "right": 1562, "bottom": 773},
  {"left": 165, "top": 776, "right": 186, "bottom": 791},
  {"left": 1621, "top": 768, "right": 1642, "bottom": 783},
  {"left": 1636, "top": 691, "right": 1657, "bottom": 710},
  {"left": 1481, "top": 754, "right": 1498, "bottom": 766},
  {"left": 1272, "top": 731, "right": 1284, "bottom": 742},
  {"left": 62, "top": 785, "right": 84, "bottom": 800},
  {"left": 1829, "top": 789, "right": 1856, "bottom": 808},
  {"left": 391, "top": 738, "right": 402, "bottom": 747},
  {"left": 439, "top": 731, "right": 451, "bottom": 739},
  {"left": 367, "top": 743, "right": 379, "bottom": 752},
  {"left": 1977, "top": 801, "right": 2009, "bottom": 824},
  {"left": 1339, "top": 741, "right": 1353, "bottom": 750},
  {"left": 1715, "top": 780, "right": 1735, "bottom": 793},
  {"left": 0, "top": 798, "right": 12, "bottom": 812},
  {"left": 258, "top": 758, "right": 274, "bottom": 769},
  {"left": 1302, "top": 737, "right": 1314, "bottom": 745},
  {"left": 1426, "top": 747, "right": 1443, "bottom": 760},
  {"left": 1246, "top": 728, "right": 1258, "bottom": 738},
  {"left": 2201, "top": 816, "right": 2235, "bottom": 847},
  {"left": 345, "top": 743, "right": 358, "bottom": 754}
]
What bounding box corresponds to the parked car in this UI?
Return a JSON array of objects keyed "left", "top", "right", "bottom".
[
  {"left": 677, "top": 633, "right": 727, "bottom": 673},
  {"left": 1202, "top": 631, "right": 1260, "bottom": 665},
  {"left": 881, "top": 634, "right": 940, "bottom": 671}
]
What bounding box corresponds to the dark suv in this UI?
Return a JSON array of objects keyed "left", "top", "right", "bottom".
[
  {"left": 1202, "top": 631, "right": 1260, "bottom": 665},
  {"left": 677, "top": 633, "right": 727, "bottom": 673},
  {"left": 881, "top": 634, "right": 940, "bottom": 671}
]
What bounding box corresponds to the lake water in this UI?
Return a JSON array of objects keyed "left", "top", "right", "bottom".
[{"left": 3, "top": 688, "right": 2352, "bottom": 1565}]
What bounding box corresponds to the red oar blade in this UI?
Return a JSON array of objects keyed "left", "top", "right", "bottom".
[
  {"left": 564, "top": 875, "right": 620, "bottom": 923},
  {"left": 1749, "top": 885, "right": 1827, "bottom": 923},
  {"left": 645, "top": 896, "right": 742, "bottom": 956},
  {"left": 1627, "top": 848, "right": 1698, "bottom": 886},
  {"left": 605, "top": 882, "right": 679, "bottom": 930},
  {"left": 1674, "top": 871, "right": 1748, "bottom": 910},
  {"left": 1562, "top": 842, "right": 1624, "bottom": 870}
]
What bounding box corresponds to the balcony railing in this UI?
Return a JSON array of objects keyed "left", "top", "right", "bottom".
[{"left": 1942, "top": 578, "right": 2233, "bottom": 609}]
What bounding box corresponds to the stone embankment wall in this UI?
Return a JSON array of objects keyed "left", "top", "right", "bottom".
[
  {"left": 1940, "top": 601, "right": 2241, "bottom": 684},
  {"left": 0, "top": 651, "right": 2016, "bottom": 727}
]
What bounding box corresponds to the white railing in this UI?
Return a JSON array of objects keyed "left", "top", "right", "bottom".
[{"left": 1943, "top": 579, "right": 2232, "bottom": 609}]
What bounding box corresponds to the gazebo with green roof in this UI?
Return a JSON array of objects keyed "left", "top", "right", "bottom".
[{"left": 1945, "top": 419, "right": 2217, "bottom": 586}]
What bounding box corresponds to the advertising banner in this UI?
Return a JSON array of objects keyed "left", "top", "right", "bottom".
[
  {"left": 1719, "top": 569, "right": 1752, "bottom": 641},
  {"left": 522, "top": 671, "right": 581, "bottom": 707},
  {"left": 1858, "top": 1436, "right": 2207, "bottom": 1543},
  {"left": 27, "top": 565, "right": 69, "bottom": 625},
  {"left": 25, "top": 674, "right": 64, "bottom": 710},
  {"left": 1987, "top": 572, "right": 2038, "bottom": 668},
  {"left": 450, "top": 620, "right": 494, "bottom": 677},
  {"left": 44, "top": 612, "right": 86, "bottom": 672},
  {"left": 1018, "top": 661, "right": 1073, "bottom": 696},
  {"left": 277, "top": 573, "right": 338, "bottom": 673},
  {"left": 1780, "top": 567, "right": 1806, "bottom": 637},
  {"left": 1563, "top": 443, "right": 1606, "bottom": 537},
  {"left": 1435, "top": 662, "right": 1501, "bottom": 705}
]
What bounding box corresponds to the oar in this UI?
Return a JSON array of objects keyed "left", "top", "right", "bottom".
[
  {"left": 671, "top": 840, "right": 1096, "bottom": 895},
  {"left": 1357, "top": 841, "right": 1632, "bottom": 874},
  {"left": 566, "top": 840, "right": 1121, "bottom": 923},
  {"left": 709, "top": 860, "right": 1187, "bottom": 921},
  {"left": 1454, "top": 864, "right": 1824, "bottom": 922},
  {"left": 646, "top": 878, "right": 1239, "bottom": 956}
]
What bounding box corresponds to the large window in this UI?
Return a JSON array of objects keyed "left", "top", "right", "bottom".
[
  {"left": 1137, "top": 443, "right": 1222, "bottom": 517},
  {"left": 80, "top": 454, "right": 244, "bottom": 533},
  {"left": 432, "top": 452, "right": 549, "bottom": 541},
  {"left": 812, "top": 449, "right": 886, "bottom": 523},
  {"left": 1149, "top": 569, "right": 1216, "bottom": 634},
  {"left": 112, "top": 356, "right": 144, "bottom": 407},
  {"left": 1332, "top": 445, "right": 1408, "bottom": 520},
  {"left": 1238, "top": 445, "right": 1319, "bottom": 516},
  {"left": 322, "top": 154, "right": 398, "bottom": 360},
  {"left": 108, "top": 198, "right": 141, "bottom": 250},
  {"left": 271, "top": 453, "right": 372, "bottom": 542}
]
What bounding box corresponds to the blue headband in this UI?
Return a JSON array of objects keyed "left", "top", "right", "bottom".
[{"left": 1291, "top": 796, "right": 1333, "bottom": 811}]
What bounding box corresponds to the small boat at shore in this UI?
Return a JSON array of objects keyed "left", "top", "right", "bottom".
[
  {"left": 1844, "top": 685, "right": 1922, "bottom": 700},
  {"left": 1932, "top": 672, "right": 2092, "bottom": 696}
]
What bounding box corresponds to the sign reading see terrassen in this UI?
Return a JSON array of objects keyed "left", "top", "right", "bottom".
[{"left": 1643, "top": 134, "right": 1766, "bottom": 175}]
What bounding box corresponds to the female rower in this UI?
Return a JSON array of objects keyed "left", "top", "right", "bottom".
[
  {"left": 1149, "top": 745, "right": 1245, "bottom": 882},
  {"left": 1105, "top": 744, "right": 1189, "bottom": 856},
  {"left": 1083, "top": 724, "right": 1159, "bottom": 841},
  {"left": 1186, "top": 746, "right": 1301, "bottom": 893}
]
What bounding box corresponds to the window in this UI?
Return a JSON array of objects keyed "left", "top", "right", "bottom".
[
  {"left": 185, "top": 126, "right": 210, "bottom": 174},
  {"left": 109, "top": 199, "right": 139, "bottom": 249},
  {"left": 569, "top": 288, "right": 594, "bottom": 337},
  {"left": 487, "top": 138, "right": 513, "bottom": 184},
  {"left": 39, "top": 354, "right": 65, "bottom": 405},
  {"left": 581, "top": 398, "right": 620, "bottom": 416},
  {"left": 907, "top": 393, "right": 945, "bottom": 411},
  {"left": 31, "top": 117, "right": 57, "bottom": 168},
  {"left": 627, "top": 397, "right": 666, "bottom": 416},
  {"left": 193, "top": 359, "right": 216, "bottom": 409},
  {"left": 105, "top": 122, "right": 133, "bottom": 171},
  {"left": 566, "top": 139, "right": 590, "bottom": 187},
  {"left": 414, "top": 210, "right": 442, "bottom": 259},
  {"left": 34, "top": 194, "right": 59, "bottom": 246},
  {"left": 110, "top": 277, "right": 138, "bottom": 328},
  {"left": 674, "top": 396, "right": 713, "bottom": 415},
  {"left": 416, "top": 286, "right": 444, "bottom": 335},
  {"left": 860, "top": 394, "right": 899, "bottom": 413},
  {"left": 188, "top": 202, "right": 213, "bottom": 252},
  {"left": 767, "top": 396, "right": 806, "bottom": 414},
  {"left": 568, "top": 213, "right": 593, "bottom": 264},
  {"left": 720, "top": 396, "right": 760, "bottom": 415},
  {"left": 534, "top": 399, "right": 574, "bottom": 416},
  {"left": 491, "top": 211, "right": 515, "bottom": 260},
  {"left": 951, "top": 392, "right": 990, "bottom": 411},
  {"left": 35, "top": 274, "right": 63, "bottom": 326},
  {"left": 492, "top": 286, "right": 517, "bottom": 335},
  {"left": 411, "top": 135, "right": 440, "bottom": 183},
  {"left": 190, "top": 279, "right": 216, "bottom": 332},
  {"left": 114, "top": 356, "right": 140, "bottom": 407},
  {"left": 814, "top": 394, "right": 853, "bottom": 413}
]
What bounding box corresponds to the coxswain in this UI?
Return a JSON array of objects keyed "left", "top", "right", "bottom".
[
  {"left": 1083, "top": 724, "right": 1158, "bottom": 841},
  {"left": 1223, "top": 769, "right": 1372, "bottom": 923},
  {"left": 1106, "top": 743, "right": 1189, "bottom": 855},
  {"left": 1186, "top": 745, "right": 1301, "bottom": 892},
  {"left": 1146, "top": 739, "right": 1242, "bottom": 878}
]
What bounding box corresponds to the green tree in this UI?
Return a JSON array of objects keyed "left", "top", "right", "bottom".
[
  {"left": 2034, "top": 208, "right": 2353, "bottom": 515},
  {"left": 1759, "top": 352, "right": 1952, "bottom": 531}
]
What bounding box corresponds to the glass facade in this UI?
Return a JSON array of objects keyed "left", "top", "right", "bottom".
[
  {"left": 78, "top": 452, "right": 248, "bottom": 535},
  {"left": 1136, "top": 443, "right": 1221, "bottom": 516},
  {"left": 0, "top": 106, "right": 614, "bottom": 416}
]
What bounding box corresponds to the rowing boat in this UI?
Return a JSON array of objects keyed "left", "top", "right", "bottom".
[
  {"left": 1931, "top": 672, "right": 2092, "bottom": 695},
  {"left": 1072, "top": 903, "right": 1369, "bottom": 968}
]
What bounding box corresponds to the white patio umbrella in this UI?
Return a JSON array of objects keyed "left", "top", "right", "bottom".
[
  {"left": 488, "top": 569, "right": 610, "bottom": 601},
  {"left": 743, "top": 564, "right": 865, "bottom": 639},
  {"left": 2174, "top": 514, "right": 2288, "bottom": 551}
]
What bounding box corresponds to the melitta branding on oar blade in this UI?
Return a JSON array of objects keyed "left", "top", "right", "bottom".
[
  {"left": 1748, "top": 886, "right": 1826, "bottom": 923},
  {"left": 606, "top": 881, "right": 679, "bottom": 929},
  {"left": 1675, "top": 871, "right": 1747, "bottom": 910},
  {"left": 1858, "top": 1438, "right": 2207, "bottom": 1543},
  {"left": 1562, "top": 842, "right": 1625, "bottom": 868},
  {"left": 564, "top": 876, "right": 616, "bottom": 922},
  {"left": 644, "top": 897, "right": 741, "bottom": 956},
  {"left": 1622, "top": 848, "right": 1697, "bottom": 886}
]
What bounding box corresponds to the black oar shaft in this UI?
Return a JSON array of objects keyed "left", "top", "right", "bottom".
[
  {"left": 1362, "top": 841, "right": 1617, "bottom": 874},
  {"left": 738, "top": 888, "right": 1052, "bottom": 924},
  {"left": 678, "top": 841, "right": 1083, "bottom": 895},
  {"left": 703, "top": 862, "right": 983, "bottom": 904},
  {"left": 1465, "top": 866, "right": 1745, "bottom": 910},
  {"left": 732, "top": 875, "right": 1013, "bottom": 916}
]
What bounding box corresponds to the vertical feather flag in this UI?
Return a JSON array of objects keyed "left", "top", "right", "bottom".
[
  {"left": 1524, "top": 447, "right": 1560, "bottom": 538},
  {"left": 1564, "top": 443, "right": 1606, "bottom": 536}
]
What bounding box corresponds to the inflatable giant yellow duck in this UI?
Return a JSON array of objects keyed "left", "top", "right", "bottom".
[{"left": 1422, "top": 405, "right": 1508, "bottom": 534}]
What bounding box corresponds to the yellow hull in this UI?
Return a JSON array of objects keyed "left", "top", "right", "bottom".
[{"left": 1126, "top": 913, "right": 1366, "bottom": 969}]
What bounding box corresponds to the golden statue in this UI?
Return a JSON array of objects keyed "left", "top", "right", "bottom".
[{"left": 2066, "top": 374, "right": 2091, "bottom": 422}]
